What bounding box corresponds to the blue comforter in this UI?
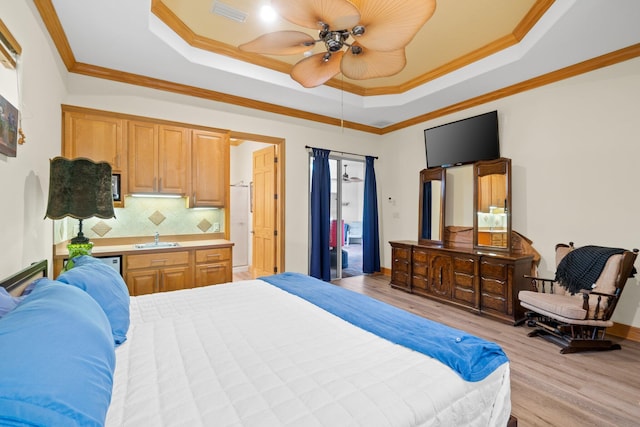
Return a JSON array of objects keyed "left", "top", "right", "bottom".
[{"left": 260, "top": 272, "right": 508, "bottom": 382}]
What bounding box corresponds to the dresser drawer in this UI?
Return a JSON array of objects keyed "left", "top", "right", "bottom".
[
  {"left": 196, "top": 247, "right": 231, "bottom": 264},
  {"left": 393, "top": 246, "right": 411, "bottom": 261},
  {"left": 480, "top": 259, "right": 508, "bottom": 280},
  {"left": 412, "top": 248, "right": 429, "bottom": 263},
  {"left": 453, "top": 256, "right": 477, "bottom": 274},
  {"left": 126, "top": 251, "right": 190, "bottom": 270}
]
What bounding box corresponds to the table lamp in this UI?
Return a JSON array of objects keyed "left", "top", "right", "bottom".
[{"left": 45, "top": 156, "right": 115, "bottom": 266}]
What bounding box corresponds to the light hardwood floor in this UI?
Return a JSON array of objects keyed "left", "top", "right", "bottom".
[{"left": 323, "top": 274, "right": 640, "bottom": 427}]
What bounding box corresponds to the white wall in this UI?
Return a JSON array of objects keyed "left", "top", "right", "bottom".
[
  {"left": 379, "top": 57, "right": 640, "bottom": 327},
  {"left": 0, "top": 1, "right": 66, "bottom": 277}
]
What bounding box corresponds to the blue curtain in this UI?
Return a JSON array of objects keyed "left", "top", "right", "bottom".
[
  {"left": 310, "top": 148, "right": 331, "bottom": 281},
  {"left": 363, "top": 156, "right": 380, "bottom": 273}
]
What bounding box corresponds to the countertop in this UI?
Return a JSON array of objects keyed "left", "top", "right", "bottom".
[{"left": 54, "top": 238, "right": 234, "bottom": 257}]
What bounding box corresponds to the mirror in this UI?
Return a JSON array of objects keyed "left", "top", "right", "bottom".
[
  {"left": 473, "top": 158, "right": 511, "bottom": 251},
  {"left": 418, "top": 167, "right": 446, "bottom": 246}
]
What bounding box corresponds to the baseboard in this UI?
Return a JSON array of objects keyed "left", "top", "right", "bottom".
[
  {"left": 379, "top": 267, "right": 639, "bottom": 343},
  {"left": 608, "top": 322, "right": 640, "bottom": 343}
]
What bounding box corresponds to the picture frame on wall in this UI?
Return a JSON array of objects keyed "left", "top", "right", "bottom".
[{"left": 0, "top": 93, "right": 18, "bottom": 157}]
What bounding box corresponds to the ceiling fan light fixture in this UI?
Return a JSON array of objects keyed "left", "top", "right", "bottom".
[
  {"left": 241, "top": 0, "right": 437, "bottom": 87},
  {"left": 352, "top": 25, "right": 365, "bottom": 37},
  {"left": 350, "top": 45, "right": 363, "bottom": 55}
]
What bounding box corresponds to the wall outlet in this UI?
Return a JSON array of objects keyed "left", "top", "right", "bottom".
[{"left": 213, "top": 222, "right": 220, "bottom": 232}]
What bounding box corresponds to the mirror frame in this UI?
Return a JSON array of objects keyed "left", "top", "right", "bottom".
[
  {"left": 418, "top": 167, "right": 446, "bottom": 246},
  {"left": 473, "top": 158, "right": 511, "bottom": 252}
]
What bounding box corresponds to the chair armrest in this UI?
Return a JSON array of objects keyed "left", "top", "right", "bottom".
[
  {"left": 579, "top": 290, "right": 616, "bottom": 320},
  {"left": 523, "top": 275, "right": 556, "bottom": 293}
]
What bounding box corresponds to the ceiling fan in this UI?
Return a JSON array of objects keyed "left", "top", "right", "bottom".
[
  {"left": 239, "top": 0, "right": 437, "bottom": 88},
  {"left": 342, "top": 165, "right": 362, "bottom": 183}
]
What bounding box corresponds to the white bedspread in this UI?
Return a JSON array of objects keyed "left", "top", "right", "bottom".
[{"left": 106, "top": 280, "right": 510, "bottom": 426}]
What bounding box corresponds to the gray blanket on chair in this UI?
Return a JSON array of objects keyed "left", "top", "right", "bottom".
[{"left": 555, "top": 245, "right": 630, "bottom": 294}]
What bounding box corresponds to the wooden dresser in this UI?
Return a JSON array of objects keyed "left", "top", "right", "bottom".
[{"left": 390, "top": 233, "right": 537, "bottom": 324}]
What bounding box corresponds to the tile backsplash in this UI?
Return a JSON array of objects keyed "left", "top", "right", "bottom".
[{"left": 53, "top": 196, "right": 225, "bottom": 244}]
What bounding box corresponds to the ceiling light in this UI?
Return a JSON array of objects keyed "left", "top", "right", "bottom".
[{"left": 260, "top": 5, "right": 277, "bottom": 22}]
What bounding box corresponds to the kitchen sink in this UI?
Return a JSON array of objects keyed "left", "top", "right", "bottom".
[{"left": 134, "top": 242, "right": 180, "bottom": 249}]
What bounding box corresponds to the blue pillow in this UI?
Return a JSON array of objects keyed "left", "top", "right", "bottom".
[
  {"left": 0, "top": 287, "right": 22, "bottom": 318},
  {"left": 0, "top": 279, "right": 115, "bottom": 426},
  {"left": 57, "top": 255, "right": 130, "bottom": 345}
]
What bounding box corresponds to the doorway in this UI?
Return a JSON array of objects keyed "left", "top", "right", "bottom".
[
  {"left": 229, "top": 133, "right": 285, "bottom": 280},
  {"left": 309, "top": 154, "right": 365, "bottom": 280}
]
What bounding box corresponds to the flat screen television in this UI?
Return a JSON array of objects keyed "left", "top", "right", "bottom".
[{"left": 424, "top": 110, "right": 500, "bottom": 168}]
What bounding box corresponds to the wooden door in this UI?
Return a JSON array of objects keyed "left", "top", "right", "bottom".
[
  {"left": 125, "top": 269, "right": 158, "bottom": 296},
  {"left": 191, "top": 129, "right": 228, "bottom": 207},
  {"left": 252, "top": 145, "right": 277, "bottom": 278},
  {"left": 160, "top": 266, "right": 189, "bottom": 292},
  {"left": 158, "top": 125, "right": 189, "bottom": 194},
  {"left": 128, "top": 121, "right": 158, "bottom": 193}
]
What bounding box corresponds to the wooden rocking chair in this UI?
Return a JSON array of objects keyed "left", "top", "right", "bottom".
[{"left": 517, "top": 242, "right": 638, "bottom": 354}]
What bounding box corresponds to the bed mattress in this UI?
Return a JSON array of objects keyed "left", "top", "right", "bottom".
[{"left": 106, "top": 279, "right": 510, "bottom": 426}]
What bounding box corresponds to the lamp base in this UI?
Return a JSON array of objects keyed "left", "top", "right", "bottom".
[{"left": 64, "top": 242, "right": 94, "bottom": 271}]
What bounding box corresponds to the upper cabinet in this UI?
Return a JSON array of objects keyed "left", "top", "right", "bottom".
[
  {"left": 62, "top": 108, "right": 127, "bottom": 207},
  {"left": 473, "top": 158, "right": 511, "bottom": 251},
  {"left": 190, "top": 129, "right": 229, "bottom": 208},
  {"left": 62, "top": 107, "right": 230, "bottom": 211},
  {"left": 128, "top": 122, "right": 190, "bottom": 195},
  {"left": 418, "top": 167, "right": 445, "bottom": 246}
]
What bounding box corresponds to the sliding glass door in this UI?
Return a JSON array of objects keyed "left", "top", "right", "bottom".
[{"left": 309, "top": 154, "right": 364, "bottom": 280}]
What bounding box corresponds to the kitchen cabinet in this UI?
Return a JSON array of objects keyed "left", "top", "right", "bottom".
[
  {"left": 62, "top": 108, "right": 127, "bottom": 207},
  {"left": 125, "top": 250, "right": 191, "bottom": 296},
  {"left": 194, "top": 247, "right": 232, "bottom": 286},
  {"left": 128, "top": 121, "right": 190, "bottom": 195},
  {"left": 190, "top": 129, "right": 229, "bottom": 207}
]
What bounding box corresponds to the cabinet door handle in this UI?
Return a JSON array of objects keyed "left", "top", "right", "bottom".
[
  {"left": 153, "top": 177, "right": 157, "bottom": 192},
  {"left": 193, "top": 192, "right": 196, "bottom": 205},
  {"left": 159, "top": 177, "right": 162, "bottom": 191}
]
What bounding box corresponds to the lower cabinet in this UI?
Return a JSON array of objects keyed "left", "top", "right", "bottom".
[
  {"left": 194, "top": 247, "right": 232, "bottom": 287},
  {"left": 125, "top": 251, "right": 191, "bottom": 296},
  {"left": 390, "top": 240, "right": 532, "bottom": 323},
  {"left": 123, "top": 244, "right": 233, "bottom": 296}
]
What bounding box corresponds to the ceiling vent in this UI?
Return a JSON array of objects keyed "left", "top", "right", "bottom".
[{"left": 211, "top": 1, "right": 248, "bottom": 23}]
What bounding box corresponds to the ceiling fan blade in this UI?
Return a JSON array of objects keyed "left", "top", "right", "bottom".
[
  {"left": 349, "top": 0, "right": 436, "bottom": 51},
  {"left": 272, "top": 0, "right": 360, "bottom": 30},
  {"left": 239, "top": 31, "right": 316, "bottom": 55},
  {"left": 341, "top": 45, "right": 406, "bottom": 80},
  {"left": 291, "top": 51, "right": 344, "bottom": 88}
]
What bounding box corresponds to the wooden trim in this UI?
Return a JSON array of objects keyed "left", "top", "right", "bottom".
[
  {"left": 608, "top": 322, "right": 640, "bottom": 343},
  {"left": 69, "top": 61, "right": 382, "bottom": 134},
  {"left": 380, "top": 267, "right": 392, "bottom": 277},
  {"left": 381, "top": 43, "right": 640, "bottom": 134},
  {"left": 36, "top": 1, "right": 640, "bottom": 134},
  {"left": 33, "top": 0, "right": 75, "bottom": 69}
]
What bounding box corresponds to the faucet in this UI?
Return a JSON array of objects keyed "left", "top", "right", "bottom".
[{"left": 154, "top": 232, "right": 159, "bottom": 245}]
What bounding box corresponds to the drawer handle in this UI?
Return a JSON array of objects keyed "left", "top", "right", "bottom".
[
  {"left": 206, "top": 254, "right": 221, "bottom": 259},
  {"left": 151, "top": 259, "right": 168, "bottom": 264}
]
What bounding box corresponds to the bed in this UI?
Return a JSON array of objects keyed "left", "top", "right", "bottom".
[{"left": 1, "top": 258, "right": 514, "bottom": 426}]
